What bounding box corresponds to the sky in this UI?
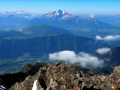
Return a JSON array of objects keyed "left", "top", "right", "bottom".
[{"left": 0, "top": 0, "right": 120, "bottom": 15}]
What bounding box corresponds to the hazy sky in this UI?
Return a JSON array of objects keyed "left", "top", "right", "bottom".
[{"left": 0, "top": 0, "right": 120, "bottom": 15}]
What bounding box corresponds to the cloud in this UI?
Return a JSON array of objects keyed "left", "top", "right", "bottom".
[
  {"left": 96, "top": 48, "right": 111, "bottom": 55},
  {"left": 96, "top": 35, "right": 120, "bottom": 41},
  {"left": 17, "top": 53, "right": 30, "bottom": 61},
  {"left": 49, "top": 50, "right": 104, "bottom": 68}
]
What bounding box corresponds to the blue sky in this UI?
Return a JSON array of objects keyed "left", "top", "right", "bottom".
[{"left": 0, "top": 0, "right": 120, "bottom": 15}]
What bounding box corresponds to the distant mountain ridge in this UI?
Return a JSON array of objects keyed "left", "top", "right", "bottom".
[
  {"left": 0, "top": 34, "right": 107, "bottom": 59},
  {"left": 0, "top": 9, "right": 118, "bottom": 32},
  {"left": 0, "top": 30, "right": 26, "bottom": 38},
  {"left": 29, "top": 9, "right": 116, "bottom": 30},
  {"left": 104, "top": 47, "right": 120, "bottom": 66},
  {"left": 0, "top": 10, "right": 32, "bottom": 17},
  {"left": 22, "top": 24, "right": 72, "bottom": 36}
]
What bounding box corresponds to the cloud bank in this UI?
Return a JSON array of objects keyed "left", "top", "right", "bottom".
[
  {"left": 96, "top": 48, "right": 111, "bottom": 55},
  {"left": 49, "top": 50, "right": 104, "bottom": 68},
  {"left": 96, "top": 35, "right": 120, "bottom": 41}
]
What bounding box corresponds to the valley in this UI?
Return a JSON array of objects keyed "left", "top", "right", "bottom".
[
  {"left": 0, "top": 10, "right": 120, "bottom": 75},
  {"left": 0, "top": 0, "right": 120, "bottom": 89}
]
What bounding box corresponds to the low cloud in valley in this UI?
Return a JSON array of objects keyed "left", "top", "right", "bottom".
[
  {"left": 49, "top": 50, "right": 104, "bottom": 68},
  {"left": 96, "top": 48, "right": 111, "bottom": 55},
  {"left": 96, "top": 35, "right": 120, "bottom": 41}
]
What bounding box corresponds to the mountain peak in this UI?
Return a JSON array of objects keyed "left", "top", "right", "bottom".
[
  {"left": 87, "top": 14, "right": 96, "bottom": 20},
  {"left": 6, "top": 62, "right": 120, "bottom": 90},
  {"left": 5, "top": 10, "right": 28, "bottom": 15},
  {"left": 44, "top": 9, "right": 73, "bottom": 19},
  {"left": 57, "top": 9, "right": 66, "bottom": 15},
  {"left": 86, "top": 14, "right": 97, "bottom": 22},
  {"left": 90, "top": 14, "right": 95, "bottom": 19},
  {"left": 14, "top": 10, "right": 27, "bottom": 14}
]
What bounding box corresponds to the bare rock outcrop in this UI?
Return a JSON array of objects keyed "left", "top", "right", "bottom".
[{"left": 1, "top": 62, "right": 120, "bottom": 90}]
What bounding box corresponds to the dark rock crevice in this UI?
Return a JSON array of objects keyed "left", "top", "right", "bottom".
[
  {"left": 0, "top": 62, "right": 46, "bottom": 89},
  {"left": 38, "top": 78, "right": 47, "bottom": 90}
]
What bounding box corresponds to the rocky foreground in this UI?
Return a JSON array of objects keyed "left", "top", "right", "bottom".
[{"left": 0, "top": 62, "right": 120, "bottom": 90}]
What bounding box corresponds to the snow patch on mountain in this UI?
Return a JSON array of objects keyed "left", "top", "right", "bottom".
[
  {"left": 5, "top": 10, "right": 28, "bottom": 15},
  {"left": 32, "top": 80, "right": 38, "bottom": 90},
  {"left": 44, "top": 9, "right": 73, "bottom": 19}
]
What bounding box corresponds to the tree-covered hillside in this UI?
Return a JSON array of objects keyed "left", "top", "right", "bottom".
[
  {"left": 22, "top": 24, "right": 72, "bottom": 36},
  {"left": 0, "top": 35, "right": 107, "bottom": 59}
]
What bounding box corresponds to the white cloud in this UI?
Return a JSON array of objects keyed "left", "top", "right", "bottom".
[
  {"left": 17, "top": 53, "right": 31, "bottom": 61},
  {"left": 96, "top": 35, "right": 120, "bottom": 41},
  {"left": 96, "top": 48, "right": 111, "bottom": 55},
  {"left": 49, "top": 50, "right": 104, "bottom": 68},
  {"left": 96, "top": 35, "right": 102, "bottom": 40}
]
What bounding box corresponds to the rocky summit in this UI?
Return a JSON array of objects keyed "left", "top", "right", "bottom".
[{"left": 0, "top": 63, "right": 120, "bottom": 90}]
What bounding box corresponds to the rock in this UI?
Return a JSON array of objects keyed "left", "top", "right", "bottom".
[
  {"left": 0, "top": 62, "right": 120, "bottom": 90},
  {"left": 114, "top": 66, "right": 120, "bottom": 73},
  {"left": 0, "top": 78, "right": 6, "bottom": 90},
  {"left": 9, "top": 76, "right": 34, "bottom": 90},
  {"left": 47, "top": 78, "right": 59, "bottom": 90},
  {"left": 20, "top": 62, "right": 47, "bottom": 75},
  {"left": 9, "top": 63, "right": 84, "bottom": 90},
  {"left": 0, "top": 62, "right": 46, "bottom": 89}
]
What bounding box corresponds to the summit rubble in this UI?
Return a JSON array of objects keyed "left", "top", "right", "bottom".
[{"left": 0, "top": 63, "right": 120, "bottom": 90}]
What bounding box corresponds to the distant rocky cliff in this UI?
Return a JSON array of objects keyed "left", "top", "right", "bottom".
[{"left": 0, "top": 62, "right": 120, "bottom": 90}]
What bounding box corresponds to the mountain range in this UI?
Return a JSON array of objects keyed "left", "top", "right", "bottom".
[
  {"left": 0, "top": 10, "right": 118, "bottom": 31},
  {"left": 29, "top": 10, "right": 116, "bottom": 30},
  {"left": 0, "top": 33, "right": 112, "bottom": 59},
  {"left": 0, "top": 10, "right": 33, "bottom": 18},
  {"left": 22, "top": 24, "right": 72, "bottom": 36},
  {"left": 0, "top": 9, "right": 120, "bottom": 75},
  {"left": 0, "top": 30, "right": 26, "bottom": 38}
]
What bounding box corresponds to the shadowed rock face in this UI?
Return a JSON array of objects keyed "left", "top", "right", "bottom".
[
  {"left": 0, "top": 62, "right": 46, "bottom": 89},
  {"left": 9, "top": 62, "right": 85, "bottom": 90},
  {"left": 0, "top": 63, "right": 120, "bottom": 90}
]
